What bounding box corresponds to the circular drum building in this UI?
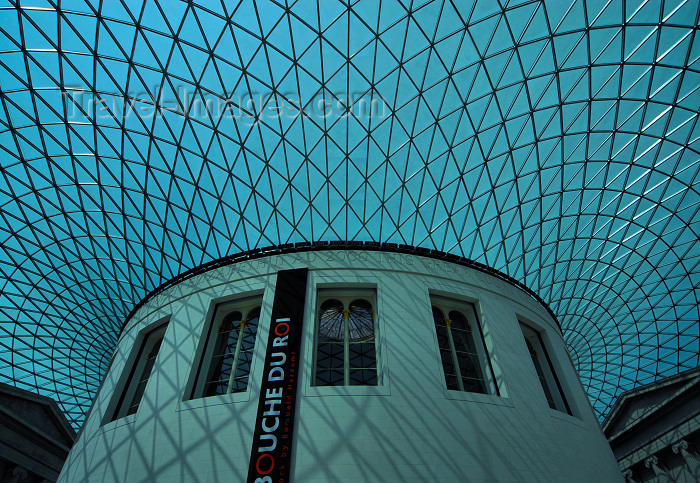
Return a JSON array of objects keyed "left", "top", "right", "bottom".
[{"left": 60, "top": 247, "right": 621, "bottom": 482}]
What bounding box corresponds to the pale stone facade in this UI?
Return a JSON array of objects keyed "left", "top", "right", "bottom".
[{"left": 60, "top": 250, "right": 622, "bottom": 482}]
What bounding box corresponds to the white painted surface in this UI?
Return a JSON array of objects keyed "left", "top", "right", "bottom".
[{"left": 60, "top": 250, "right": 622, "bottom": 482}]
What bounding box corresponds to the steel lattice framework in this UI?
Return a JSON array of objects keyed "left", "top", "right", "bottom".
[{"left": 0, "top": 0, "right": 699, "bottom": 430}]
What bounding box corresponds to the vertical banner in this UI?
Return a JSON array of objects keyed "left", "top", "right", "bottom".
[{"left": 247, "top": 268, "right": 308, "bottom": 483}]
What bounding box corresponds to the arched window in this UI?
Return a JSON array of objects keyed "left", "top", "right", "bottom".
[
  {"left": 190, "top": 296, "right": 262, "bottom": 399},
  {"left": 108, "top": 320, "right": 169, "bottom": 422},
  {"left": 314, "top": 290, "right": 377, "bottom": 386},
  {"left": 520, "top": 322, "right": 571, "bottom": 414},
  {"left": 431, "top": 296, "right": 497, "bottom": 395}
]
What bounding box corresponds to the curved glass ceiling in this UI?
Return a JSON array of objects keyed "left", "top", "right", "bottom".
[{"left": 1, "top": 0, "right": 699, "bottom": 429}]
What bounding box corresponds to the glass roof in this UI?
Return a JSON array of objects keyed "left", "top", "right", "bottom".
[{"left": 0, "top": 0, "right": 698, "bottom": 430}]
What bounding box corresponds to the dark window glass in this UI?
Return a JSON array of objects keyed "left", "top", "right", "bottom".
[
  {"left": 431, "top": 298, "right": 497, "bottom": 395},
  {"left": 190, "top": 298, "right": 261, "bottom": 399},
  {"left": 314, "top": 292, "right": 377, "bottom": 386},
  {"left": 520, "top": 322, "right": 571, "bottom": 414},
  {"left": 110, "top": 322, "right": 167, "bottom": 421}
]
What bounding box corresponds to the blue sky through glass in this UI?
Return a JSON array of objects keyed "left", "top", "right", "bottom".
[{"left": 0, "top": 0, "right": 699, "bottom": 429}]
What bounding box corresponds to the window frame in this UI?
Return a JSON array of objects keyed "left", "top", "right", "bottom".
[
  {"left": 188, "top": 294, "right": 263, "bottom": 400},
  {"left": 106, "top": 320, "right": 169, "bottom": 423},
  {"left": 312, "top": 287, "right": 379, "bottom": 387},
  {"left": 519, "top": 321, "right": 573, "bottom": 415},
  {"left": 430, "top": 295, "right": 499, "bottom": 396}
]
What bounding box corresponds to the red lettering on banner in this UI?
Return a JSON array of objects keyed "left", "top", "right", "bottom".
[
  {"left": 274, "top": 322, "right": 289, "bottom": 336},
  {"left": 256, "top": 454, "right": 274, "bottom": 474}
]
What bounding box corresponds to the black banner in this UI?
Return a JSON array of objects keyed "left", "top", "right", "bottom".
[{"left": 247, "top": 268, "right": 308, "bottom": 483}]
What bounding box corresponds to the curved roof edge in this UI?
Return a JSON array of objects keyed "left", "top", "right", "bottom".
[{"left": 120, "top": 241, "right": 561, "bottom": 336}]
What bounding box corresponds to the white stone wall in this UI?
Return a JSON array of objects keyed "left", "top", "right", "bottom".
[{"left": 60, "top": 250, "right": 622, "bottom": 482}]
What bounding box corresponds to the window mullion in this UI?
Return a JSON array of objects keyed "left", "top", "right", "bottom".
[
  {"left": 343, "top": 309, "right": 350, "bottom": 386},
  {"left": 226, "top": 319, "right": 246, "bottom": 395},
  {"left": 446, "top": 317, "right": 465, "bottom": 392}
]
